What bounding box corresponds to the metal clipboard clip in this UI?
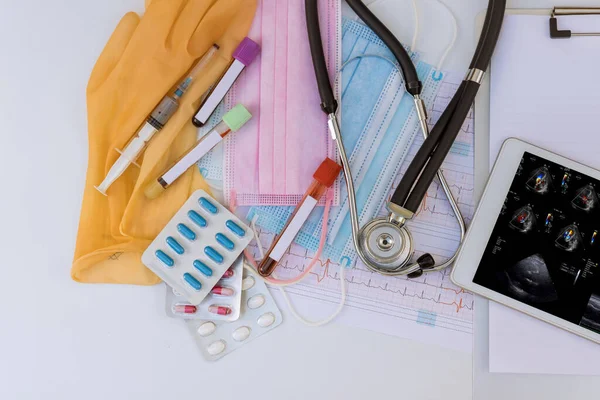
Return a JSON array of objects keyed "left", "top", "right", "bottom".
[{"left": 550, "top": 7, "right": 600, "bottom": 38}]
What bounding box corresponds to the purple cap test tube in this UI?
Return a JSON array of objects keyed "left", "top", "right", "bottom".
[
  {"left": 232, "top": 37, "right": 261, "bottom": 66},
  {"left": 193, "top": 38, "right": 260, "bottom": 127}
]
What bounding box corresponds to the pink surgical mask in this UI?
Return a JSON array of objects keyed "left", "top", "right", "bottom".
[{"left": 223, "top": 0, "right": 341, "bottom": 206}]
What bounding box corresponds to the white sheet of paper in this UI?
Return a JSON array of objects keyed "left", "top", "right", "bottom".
[
  {"left": 489, "top": 302, "right": 600, "bottom": 375},
  {"left": 488, "top": 14, "right": 600, "bottom": 375}
]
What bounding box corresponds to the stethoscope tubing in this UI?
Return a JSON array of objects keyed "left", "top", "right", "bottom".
[
  {"left": 305, "top": 0, "right": 338, "bottom": 114},
  {"left": 403, "top": 81, "right": 479, "bottom": 212},
  {"left": 344, "top": 0, "right": 421, "bottom": 96},
  {"left": 305, "top": 0, "right": 422, "bottom": 112},
  {"left": 390, "top": 80, "right": 465, "bottom": 208},
  {"left": 393, "top": 0, "right": 506, "bottom": 213}
]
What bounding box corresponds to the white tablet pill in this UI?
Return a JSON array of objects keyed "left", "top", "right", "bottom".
[
  {"left": 257, "top": 312, "right": 276, "bottom": 327},
  {"left": 197, "top": 322, "right": 216, "bottom": 337},
  {"left": 207, "top": 340, "right": 226, "bottom": 355},
  {"left": 232, "top": 326, "right": 251, "bottom": 342},
  {"left": 242, "top": 276, "right": 255, "bottom": 291},
  {"left": 247, "top": 294, "right": 265, "bottom": 309}
]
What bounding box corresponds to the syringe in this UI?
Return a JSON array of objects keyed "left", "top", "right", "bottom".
[{"left": 95, "top": 44, "right": 220, "bottom": 196}]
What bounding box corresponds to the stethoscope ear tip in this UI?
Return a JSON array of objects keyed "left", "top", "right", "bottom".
[
  {"left": 417, "top": 253, "right": 435, "bottom": 269},
  {"left": 407, "top": 253, "right": 436, "bottom": 279},
  {"left": 407, "top": 270, "right": 423, "bottom": 279}
]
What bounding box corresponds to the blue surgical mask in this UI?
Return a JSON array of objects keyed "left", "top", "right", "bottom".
[{"left": 247, "top": 18, "right": 446, "bottom": 266}]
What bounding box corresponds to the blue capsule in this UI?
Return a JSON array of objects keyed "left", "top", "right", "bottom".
[
  {"left": 188, "top": 210, "right": 207, "bottom": 228},
  {"left": 204, "top": 246, "right": 224, "bottom": 263},
  {"left": 183, "top": 273, "right": 202, "bottom": 291},
  {"left": 177, "top": 223, "right": 196, "bottom": 241},
  {"left": 216, "top": 233, "right": 235, "bottom": 251},
  {"left": 226, "top": 220, "right": 246, "bottom": 237},
  {"left": 199, "top": 197, "right": 218, "bottom": 214},
  {"left": 166, "top": 236, "right": 184, "bottom": 255},
  {"left": 155, "top": 250, "right": 174, "bottom": 267},
  {"left": 193, "top": 260, "right": 213, "bottom": 277}
]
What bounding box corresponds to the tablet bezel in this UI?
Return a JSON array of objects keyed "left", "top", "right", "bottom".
[{"left": 451, "top": 137, "right": 600, "bottom": 345}]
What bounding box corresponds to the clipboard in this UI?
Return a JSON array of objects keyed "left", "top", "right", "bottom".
[
  {"left": 474, "top": 7, "right": 600, "bottom": 200},
  {"left": 472, "top": 6, "right": 600, "bottom": 378}
]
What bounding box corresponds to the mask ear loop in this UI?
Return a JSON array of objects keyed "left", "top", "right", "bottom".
[
  {"left": 365, "top": 0, "right": 419, "bottom": 52},
  {"left": 430, "top": 0, "right": 458, "bottom": 70},
  {"left": 364, "top": 0, "right": 457, "bottom": 70},
  {"left": 276, "top": 262, "right": 347, "bottom": 327}
]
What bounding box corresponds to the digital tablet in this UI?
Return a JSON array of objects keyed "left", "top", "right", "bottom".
[{"left": 452, "top": 138, "right": 600, "bottom": 344}]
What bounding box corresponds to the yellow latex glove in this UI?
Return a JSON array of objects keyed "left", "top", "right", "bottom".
[{"left": 73, "top": 0, "right": 257, "bottom": 285}]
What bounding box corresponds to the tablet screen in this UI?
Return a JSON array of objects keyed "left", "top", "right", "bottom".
[{"left": 473, "top": 152, "right": 600, "bottom": 334}]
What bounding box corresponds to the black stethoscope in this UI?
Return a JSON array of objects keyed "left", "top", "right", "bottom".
[{"left": 306, "top": 0, "right": 506, "bottom": 277}]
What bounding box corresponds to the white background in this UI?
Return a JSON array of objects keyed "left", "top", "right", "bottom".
[{"left": 0, "top": 0, "right": 597, "bottom": 399}]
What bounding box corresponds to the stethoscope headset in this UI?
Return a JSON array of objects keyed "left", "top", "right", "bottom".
[{"left": 305, "top": 0, "right": 506, "bottom": 277}]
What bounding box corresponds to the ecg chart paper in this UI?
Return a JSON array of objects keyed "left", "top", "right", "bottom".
[{"left": 250, "top": 74, "right": 476, "bottom": 353}]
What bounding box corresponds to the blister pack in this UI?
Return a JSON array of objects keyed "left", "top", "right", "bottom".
[
  {"left": 186, "top": 266, "right": 283, "bottom": 361},
  {"left": 166, "top": 256, "right": 243, "bottom": 321},
  {"left": 142, "top": 190, "right": 253, "bottom": 305}
]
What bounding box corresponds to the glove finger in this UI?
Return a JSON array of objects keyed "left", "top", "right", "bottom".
[
  {"left": 136, "top": 0, "right": 188, "bottom": 39},
  {"left": 99, "top": 0, "right": 189, "bottom": 89},
  {"left": 88, "top": 12, "right": 140, "bottom": 92},
  {"left": 167, "top": 0, "right": 218, "bottom": 50},
  {"left": 188, "top": 0, "right": 257, "bottom": 57}
]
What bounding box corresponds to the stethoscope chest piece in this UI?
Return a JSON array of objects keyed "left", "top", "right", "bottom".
[{"left": 358, "top": 218, "right": 414, "bottom": 272}]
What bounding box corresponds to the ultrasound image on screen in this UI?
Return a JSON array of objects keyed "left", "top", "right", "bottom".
[
  {"left": 581, "top": 294, "right": 600, "bottom": 333},
  {"left": 474, "top": 152, "right": 600, "bottom": 333},
  {"left": 504, "top": 253, "right": 558, "bottom": 304}
]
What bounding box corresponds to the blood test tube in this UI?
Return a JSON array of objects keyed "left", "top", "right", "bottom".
[{"left": 258, "top": 158, "right": 341, "bottom": 276}]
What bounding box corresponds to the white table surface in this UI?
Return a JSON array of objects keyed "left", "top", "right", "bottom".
[{"left": 0, "top": 0, "right": 595, "bottom": 399}]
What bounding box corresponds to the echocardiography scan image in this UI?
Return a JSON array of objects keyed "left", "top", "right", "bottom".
[
  {"left": 474, "top": 152, "right": 600, "bottom": 331},
  {"left": 580, "top": 294, "right": 600, "bottom": 334},
  {"left": 504, "top": 254, "right": 558, "bottom": 304}
]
